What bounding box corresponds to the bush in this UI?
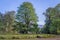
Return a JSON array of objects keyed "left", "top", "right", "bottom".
[
  {"left": 0, "top": 36, "right": 5, "bottom": 39},
  {"left": 36, "top": 36, "right": 42, "bottom": 38},
  {"left": 12, "top": 36, "right": 19, "bottom": 39}
]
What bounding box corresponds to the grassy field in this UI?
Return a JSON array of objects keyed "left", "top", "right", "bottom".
[
  {"left": 0, "top": 34, "right": 59, "bottom": 40},
  {"left": 0, "top": 34, "right": 56, "bottom": 39}
]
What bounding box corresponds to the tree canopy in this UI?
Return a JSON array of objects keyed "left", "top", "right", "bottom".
[
  {"left": 42, "top": 4, "right": 60, "bottom": 34},
  {"left": 16, "top": 2, "right": 38, "bottom": 34}
]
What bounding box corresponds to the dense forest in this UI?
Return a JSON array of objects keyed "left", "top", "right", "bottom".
[{"left": 0, "top": 2, "right": 60, "bottom": 35}]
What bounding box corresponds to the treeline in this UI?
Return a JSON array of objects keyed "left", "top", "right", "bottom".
[
  {"left": 0, "top": 2, "right": 40, "bottom": 34},
  {"left": 42, "top": 4, "right": 60, "bottom": 34},
  {"left": 0, "top": 2, "right": 60, "bottom": 35}
]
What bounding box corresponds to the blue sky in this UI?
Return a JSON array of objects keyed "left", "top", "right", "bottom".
[{"left": 0, "top": 0, "right": 60, "bottom": 25}]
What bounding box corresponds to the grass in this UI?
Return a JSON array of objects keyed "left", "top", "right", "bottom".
[{"left": 0, "top": 34, "right": 56, "bottom": 39}]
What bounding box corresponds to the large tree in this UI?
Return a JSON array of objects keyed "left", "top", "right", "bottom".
[
  {"left": 43, "top": 4, "right": 60, "bottom": 34},
  {"left": 16, "top": 2, "right": 38, "bottom": 34}
]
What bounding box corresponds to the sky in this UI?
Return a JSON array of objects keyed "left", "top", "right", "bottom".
[{"left": 0, "top": 0, "right": 60, "bottom": 25}]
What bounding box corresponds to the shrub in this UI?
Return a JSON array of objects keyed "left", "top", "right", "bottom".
[
  {"left": 12, "top": 36, "right": 20, "bottom": 39},
  {"left": 0, "top": 36, "right": 5, "bottom": 39}
]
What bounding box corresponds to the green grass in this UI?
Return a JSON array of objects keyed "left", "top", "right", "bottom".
[{"left": 0, "top": 34, "right": 56, "bottom": 39}]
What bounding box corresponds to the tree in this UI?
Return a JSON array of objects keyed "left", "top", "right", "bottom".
[
  {"left": 43, "top": 8, "right": 53, "bottom": 34},
  {"left": 0, "top": 12, "right": 5, "bottom": 33},
  {"left": 4, "top": 11, "right": 15, "bottom": 33},
  {"left": 43, "top": 4, "right": 60, "bottom": 34},
  {"left": 16, "top": 2, "right": 38, "bottom": 34},
  {"left": 29, "top": 24, "right": 40, "bottom": 34}
]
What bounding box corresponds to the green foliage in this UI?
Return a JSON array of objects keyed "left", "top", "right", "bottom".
[
  {"left": 0, "top": 11, "right": 15, "bottom": 33},
  {"left": 43, "top": 4, "right": 60, "bottom": 34},
  {"left": 4, "top": 11, "right": 15, "bottom": 33},
  {"left": 0, "top": 12, "right": 5, "bottom": 33},
  {"left": 0, "top": 2, "right": 40, "bottom": 34},
  {"left": 16, "top": 2, "right": 38, "bottom": 34}
]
